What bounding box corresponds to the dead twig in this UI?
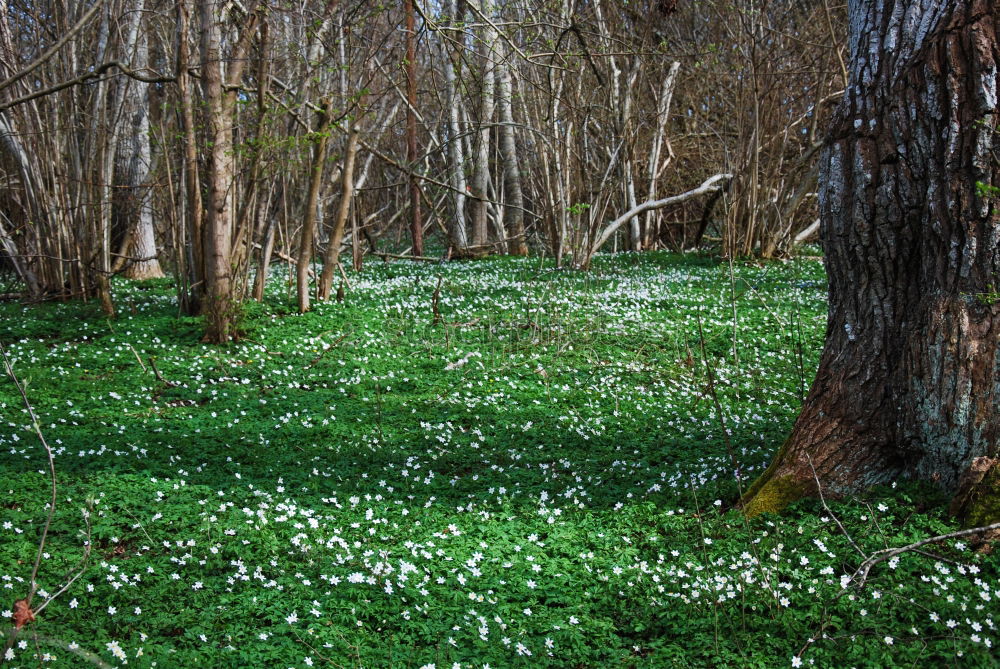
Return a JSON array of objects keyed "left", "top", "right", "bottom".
[
  {"left": 306, "top": 332, "right": 352, "bottom": 369},
  {"left": 806, "top": 455, "right": 865, "bottom": 558},
  {"left": 372, "top": 251, "right": 444, "bottom": 263},
  {"left": 849, "top": 522, "right": 1000, "bottom": 590},
  {"left": 431, "top": 275, "right": 443, "bottom": 326},
  {"left": 148, "top": 356, "right": 179, "bottom": 388}
]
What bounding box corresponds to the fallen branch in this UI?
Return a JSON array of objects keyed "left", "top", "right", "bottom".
[
  {"left": 0, "top": 343, "right": 95, "bottom": 660},
  {"left": 148, "top": 356, "right": 179, "bottom": 388},
  {"left": 372, "top": 251, "right": 443, "bottom": 263},
  {"left": 849, "top": 521, "right": 1000, "bottom": 590},
  {"left": 0, "top": 344, "right": 56, "bottom": 608},
  {"left": 590, "top": 173, "right": 733, "bottom": 254},
  {"left": 793, "top": 219, "right": 820, "bottom": 245},
  {"left": 305, "top": 332, "right": 351, "bottom": 369},
  {"left": 805, "top": 455, "right": 1000, "bottom": 590}
]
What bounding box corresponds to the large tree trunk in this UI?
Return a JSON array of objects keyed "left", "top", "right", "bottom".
[
  {"left": 744, "top": 0, "right": 1000, "bottom": 523},
  {"left": 200, "top": 2, "right": 234, "bottom": 341}
]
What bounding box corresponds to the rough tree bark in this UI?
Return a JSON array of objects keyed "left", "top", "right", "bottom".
[{"left": 743, "top": 0, "right": 1000, "bottom": 526}]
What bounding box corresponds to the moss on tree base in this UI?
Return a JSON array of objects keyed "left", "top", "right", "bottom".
[
  {"left": 953, "top": 459, "right": 1000, "bottom": 528},
  {"left": 742, "top": 475, "right": 808, "bottom": 517},
  {"left": 740, "top": 437, "right": 809, "bottom": 516}
]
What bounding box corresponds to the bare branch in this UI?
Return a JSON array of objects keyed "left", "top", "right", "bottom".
[
  {"left": 0, "top": 0, "right": 105, "bottom": 94},
  {"left": 849, "top": 522, "right": 1000, "bottom": 590},
  {"left": 590, "top": 174, "right": 733, "bottom": 254}
]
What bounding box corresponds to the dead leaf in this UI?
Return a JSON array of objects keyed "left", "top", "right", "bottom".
[{"left": 13, "top": 598, "right": 35, "bottom": 629}]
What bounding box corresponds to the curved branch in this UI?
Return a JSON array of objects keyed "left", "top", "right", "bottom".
[
  {"left": 590, "top": 173, "right": 733, "bottom": 254},
  {"left": 0, "top": 61, "right": 175, "bottom": 112}
]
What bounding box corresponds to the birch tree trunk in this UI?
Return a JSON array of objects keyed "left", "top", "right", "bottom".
[
  {"left": 645, "top": 61, "right": 680, "bottom": 248},
  {"left": 743, "top": 0, "right": 1000, "bottom": 525}
]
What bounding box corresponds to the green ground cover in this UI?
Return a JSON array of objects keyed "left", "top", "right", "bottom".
[{"left": 1, "top": 253, "right": 997, "bottom": 667}]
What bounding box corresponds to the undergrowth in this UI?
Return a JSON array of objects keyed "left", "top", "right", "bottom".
[{"left": 1, "top": 253, "right": 997, "bottom": 667}]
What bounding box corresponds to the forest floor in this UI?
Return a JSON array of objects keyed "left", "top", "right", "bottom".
[{"left": 0, "top": 253, "right": 997, "bottom": 667}]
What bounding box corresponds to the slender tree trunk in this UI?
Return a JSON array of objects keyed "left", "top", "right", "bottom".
[
  {"left": 177, "top": 0, "right": 203, "bottom": 314},
  {"left": 625, "top": 158, "right": 640, "bottom": 252},
  {"left": 442, "top": 3, "right": 468, "bottom": 251},
  {"left": 90, "top": 4, "right": 116, "bottom": 316},
  {"left": 319, "top": 126, "right": 361, "bottom": 300},
  {"left": 253, "top": 201, "right": 277, "bottom": 303},
  {"left": 496, "top": 50, "right": 527, "bottom": 255},
  {"left": 231, "top": 16, "right": 271, "bottom": 294},
  {"left": 113, "top": 0, "right": 164, "bottom": 280},
  {"left": 744, "top": 0, "right": 1000, "bottom": 523},
  {"left": 471, "top": 0, "right": 495, "bottom": 249},
  {"left": 0, "top": 0, "right": 40, "bottom": 296},
  {"left": 296, "top": 104, "right": 332, "bottom": 313},
  {"left": 645, "top": 61, "right": 680, "bottom": 248},
  {"left": 405, "top": 0, "right": 423, "bottom": 256}
]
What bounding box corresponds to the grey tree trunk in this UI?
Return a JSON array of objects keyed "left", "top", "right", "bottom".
[
  {"left": 495, "top": 49, "right": 527, "bottom": 256},
  {"left": 405, "top": 0, "right": 423, "bottom": 256},
  {"left": 113, "top": 0, "right": 164, "bottom": 280},
  {"left": 442, "top": 2, "right": 469, "bottom": 251},
  {"left": 744, "top": 0, "right": 1000, "bottom": 524},
  {"left": 644, "top": 61, "right": 680, "bottom": 248},
  {"left": 470, "top": 0, "right": 495, "bottom": 249}
]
